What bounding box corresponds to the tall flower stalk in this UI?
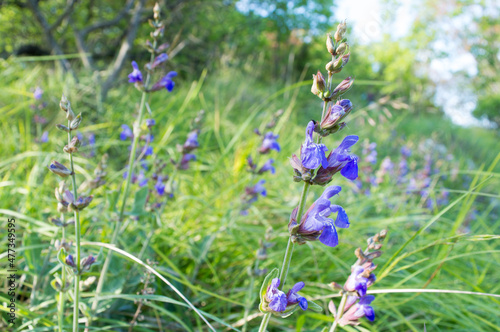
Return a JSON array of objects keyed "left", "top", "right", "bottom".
[
  {"left": 48, "top": 95, "right": 96, "bottom": 331},
  {"left": 91, "top": 2, "right": 177, "bottom": 316},
  {"left": 258, "top": 21, "right": 358, "bottom": 331}
]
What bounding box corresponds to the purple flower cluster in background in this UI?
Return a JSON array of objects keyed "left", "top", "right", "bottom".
[
  {"left": 31, "top": 86, "right": 50, "bottom": 144},
  {"left": 241, "top": 110, "right": 284, "bottom": 215}
]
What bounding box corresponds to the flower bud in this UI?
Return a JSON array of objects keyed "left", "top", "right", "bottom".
[
  {"left": 70, "top": 113, "right": 82, "bottom": 130},
  {"left": 336, "top": 42, "right": 347, "bottom": 55},
  {"left": 48, "top": 161, "right": 73, "bottom": 177},
  {"left": 66, "top": 107, "right": 75, "bottom": 121},
  {"left": 70, "top": 195, "right": 93, "bottom": 211},
  {"left": 153, "top": 2, "right": 161, "bottom": 20},
  {"left": 334, "top": 21, "right": 347, "bottom": 43},
  {"left": 311, "top": 71, "right": 326, "bottom": 97},
  {"left": 326, "top": 33, "right": 336, "bottom": 55},
  {"left": 331, "top": 77, "right": 354, "bottom": 99},
  {"left": 56, "top": 124, "right": 70, "bottom": 132},
  {"left": 60, "top": 95, "right": 70, "bottom": 112},
  {"left": 65, "top": 254, "right": 75, "bottom": 267},
  {"left": 80, "top": 255, "right": 96, "bottom": 273}
]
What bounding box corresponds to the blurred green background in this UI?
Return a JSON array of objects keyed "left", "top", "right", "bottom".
[{"left": 0, "top": 0, "right": 499, "bottom": 331}]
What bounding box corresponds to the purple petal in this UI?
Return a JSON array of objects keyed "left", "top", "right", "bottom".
[
  {"left": 321, "top": 186, "right": 342, "bottom": 200},
  {"left": 299, "top": 297, "right": 308, "bottom": 310},
  {"left": 363, "top": 305, "right": 375, "bottom": 321},
  {"left": 331, "top": 205, "right": 349, "bottom": 228},
  {"left": 291, "top": 281, "right": 305, "bottom": 293},
  {"left": 359, "top": 295, "right": 375, "bottom": 305},
  {"left": 340, "top": 155, "right": 358, "bottom": 180},
  {"left": 269, "top": 292, "right": 288, "bottom": 312},
  {"left": 318, "top": 221, "right": 338, "bottom": 247}
]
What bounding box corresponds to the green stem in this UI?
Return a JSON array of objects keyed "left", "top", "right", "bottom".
[
  {"left": 329, "top": 293, "right": 347, "bottom": 332},
  {"left": 68, "top": 121, "right": 81, "bottom": 332},
  {"left": 91, "top": 38, "right": 157, "bottom": 316},
  {"left": 258, "top": 181, "right": 310, "bottom": 331},
  {"left": 58, "top": 222, "right": 66, "bottom": 332}
]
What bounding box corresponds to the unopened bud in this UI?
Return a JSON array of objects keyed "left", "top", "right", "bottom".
[
  {"left": 334, "top": 21, "right": 347, "bottom": 43},
  {"left": 48, "top": 161, "right": 72, "bottom": 177},
  {"left": 80, "top": 255, "right": 96, "bottom": 273},
  {"left": 336, "top": 42, "right": 347, "bottom": 55},
  {"left": 60, "top": 95, "right": 69, "bottom": 112},
  {"left": 70, "top": 113, "right": 82, "bottom": 130},
  {"left": 379, "top": 229, "right": 388, "bottom": 240},
  {"left": 311, "top": 70, "right": 326, "bottom": 97},
  {"left": 153, "top": 2, "right": 161, "bottom": 20},
  {"left": 66, "top": 107, "right": 75, "bottom": 121},
  {"left": 326, "top": 33, "right": 336, "bottom": 55},
  {"left": 56, "top": 124, "right": 70, "bottom": 133}
]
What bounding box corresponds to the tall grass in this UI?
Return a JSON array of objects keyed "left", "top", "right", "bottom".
[{"left": 0, "top": 57, "right": 499, "bottom": 331}]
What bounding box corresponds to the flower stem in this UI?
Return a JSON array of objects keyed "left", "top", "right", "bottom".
[
  {"left": 91, "top": 40, "right": 157, "bottom": 316},
  {"left": 68, "top": 121, "right": 82, "bottom": 332},
  {"left": 58, "top": 217, "right": 66, "bottom": 332},
  {"left": 329, "top": 292, "right": 347, "bottom": 332},
  {"left": 258, "top": 181, "right": 310, "bottom": 331}
]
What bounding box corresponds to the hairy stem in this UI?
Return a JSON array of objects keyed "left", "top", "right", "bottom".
[
  {"left": 68, "top": 121, "right": 82, "bottom": 332},
  {"left": 329, "top": 293, "right": 347, "bottom": 332},
  {"left": 58, "top": 217, "right": 66, "bottom": 332},
  {"left": 258, "top": 181, "right": 310, "bottom": 331}
]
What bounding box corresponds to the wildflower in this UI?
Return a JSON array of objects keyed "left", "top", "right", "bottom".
[
  {"left": 320, "top": 99, "right": 353, "bottom": 132},
  {"left": 120, "top": 124, "right": 133, "bottom": 140},
  {"left": 151, "top": 71, "right": 177, "bottom": 92},
  {"left": 301, "top": 121, "right": 328, "bottom": 169},
  {"left": 33, "top": 86, "right": 43, "bottom": 100},
  {"left": 65, "top": 254, "right": 75, "bottom": 267},
  {"left": 137, "top": 171, "right": 149, "bottom": 187},
  {"left": 364, "top": 142, "right": 377, "bottom": 165},
  {"left": 400, "top": 146, "right": 412, "bottom": 158},
  {"left": 40, "top": 131, "right": 49, "bottom": 143},
  {"left": 183, "top": 131, "right": 199, "bottom": 152},
  {"left": 258, "top": 159, "right": 275, "bottom": 174},
  {"left": 80, "top": 255, "right": 96, "bottom": 273},
  {"left": 259, "top": 132, "right": 281, "bottom": 154},
  {"left": 265, "top": 278, "right": 288, "bottom": 312},
  {"left": 48, "top": 161, "right": 73, "bottom": 177},
  {"left": 311, "top": 71, "right": 326, "bottom": 97},
  {"left": 244, "top": 179, "right": 267, "bottom": 205},
  {"left": 128, "top": 61, "right": 143, "bottom": 83},
  {"left": 338, "top": 295, "right": 375, "bottom": 326},
  {"left": 155, "top": 177, "right": 165, "bottom": 196},
  {"left": 146, "top": 53, "right": 168, "bottom": 70},
  {"left": 286, "top": 281, "right": 308, "bottom": 310},
  {"left": 344, "top": 266, "right": 375, "bottom": 297},
  {"left": 289, "top": 185, "right": 349, "bottom": 247},
  {"left": 313, "top": 135, "right": 359, "bottom": 185},
  {"left": 178, "top": 153, "right": 196, "bottom": 170},
  {"left": 146, "top": 119, "right": 156, "bottom": 127}
]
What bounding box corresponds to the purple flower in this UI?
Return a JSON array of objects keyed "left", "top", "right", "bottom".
[
  {"left": 137, "top": 171, "right": 148, "bottom": 187},
  {"left": 147, "top": 53, "right": 169, "bottom": 70},
  {"left": 289, "top": 186, "right": 349, "bottom": 247},
  {"left": 144, "top": 146, "right": 153, "bottom": 156},
  {"left": 40, "top": 131, "right": 49, "bottom": 143},
  {"left": 246, "top": 180, "right": 267, "bottom": 203},
  {"left": 259, "top": 132, "right": 281, "bottom": 154},
  {"left": 339, "top": 295, "right": 375, "bottom": 325},
  {"left": 128, "top": 61, "right": 143, "bottom": 83},
  {"left": 183, "top": 131, "right": 199, "bottom": 152},
  {"left": 33, "top": 86, "right": 43, "bottom": 100},
  {"left": 179, "top": 153, "right": 196, "bottom": 170},
  {"left": 120, "top": 124, "right": 133, "bottom": 140},
  {"left": 400, "top": 146, "right": 412, "bottom": 158},
  {"left": 155, "top": 178, "right": 165, "bottom": 196},
  {"left": 258, "top": 159, "right": 275, "bottom": 174},
  {"left": 286, "top": 282, "right": 308, "bottom": 310},
  {"left": 301, "top": 121, "right": 328, "bottom": 169},
  {"left": 344, "top": 266, "right": 376, "bottom": 297},
  {"left": 313, "top": 135, "right": 359, "bottom": 185},
  {"left": 265, "top": 278, "right": 288, "bottom": 312},
  {"left": 146, "top": 119, "right": 156, "bottom": 127},
  {"left": 151, "top": 71, "right": 177, "bottom": 92}
]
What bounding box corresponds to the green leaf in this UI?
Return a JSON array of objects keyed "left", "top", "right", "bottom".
[
  {"left": 307, "top": 299, "right": 323, "bottom": 313},
  {"left": 129, "top": 187, "right": 149, "bottom": 216},
  {"left": 57, "top": 247, "right": 67, "bottom": 266}
]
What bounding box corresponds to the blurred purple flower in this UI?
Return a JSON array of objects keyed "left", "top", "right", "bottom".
[
  {"left": 40, "top": 131, "right": 49, "bottom": 143},
  {"left": 33, "top": 87, "right": 43, "bottom": 100},
  {"left": 183, "top": 131, "right": 199, "bottom": 152},
  {"left": 179, "top": 153, "right": 196, "bottom": 170},
  {"left": 146, "top": 119, "right": 156, "bottom": 127},
  {"left": 137, "top": 171, "right": 149, "bottom": 187},
  {"left": 151, "top": 71, "right": 177, "bottom": 92},
  {"left": 258, "top": 159, "right": 275, "bottom": 174},
  {"left": 128, "top": 61, "right": 143, "bottom": 83},
  {"left": 259, "top": 132, "right": 280, "bottom": 154},
  {"left": 120, "top": 124, "right": 133, "bottom": 141},
  {"left": 155, "top": 178, "right": 165, "bottom": 196}
]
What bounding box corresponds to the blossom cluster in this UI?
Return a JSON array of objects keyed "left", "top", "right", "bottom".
[{"left": 329, "top": 230, "right": 387, "bottom": 326}]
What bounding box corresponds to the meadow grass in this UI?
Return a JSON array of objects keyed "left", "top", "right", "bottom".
[{"left": 0, "top": 58, "right": 499, "bottom": 331}]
